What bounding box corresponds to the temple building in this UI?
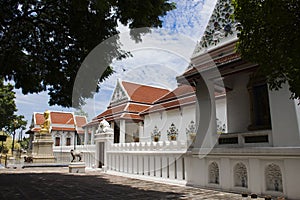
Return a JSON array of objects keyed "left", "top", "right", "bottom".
[
  {"left": 51, "top": 0, "right": 300, "bottom": 199},
  {"left": 27, "top": 111, "right": 87, "bottom": 149}
]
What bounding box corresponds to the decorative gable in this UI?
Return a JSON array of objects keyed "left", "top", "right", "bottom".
[
  {"left": 110, "top": 80, "right": 129, "bottom": 104},
  {"left": 193, "top": 0, "right": 241, "bottom": 56}
]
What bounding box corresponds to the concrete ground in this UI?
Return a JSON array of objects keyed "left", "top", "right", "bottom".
[{"left": 0, "top": 167, "right": 268, "bottom": 200}]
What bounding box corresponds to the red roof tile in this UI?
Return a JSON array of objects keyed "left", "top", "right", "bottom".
[
  {"left": 50, "top": 112, "right": 74, "bottom": 124},
  {"left": 120, "top": 113, "right": 143, "bottom": 121},
  {"left": 122, "top": 81, "right": 170, "bottom": 104},
  {"left": 125, "top": 103, "right": 150, "bottom": 113},
  {"left": 142, "top": 96, "right": 196, "bottom": 114},
  {"left": 156, "top": 85, "right": 195, "bottom": 103},
  {"left": 94, "top": 104, "right": 127, "bottom": 119},
  {"left": 75, "top": 115, "right": 87, "bottom": 127},
  {"left": 35, "top": 113, "right": 44, "bottom": 125},
  {"left": 51, "top": 127, "right": 76, "bottom": 131}
]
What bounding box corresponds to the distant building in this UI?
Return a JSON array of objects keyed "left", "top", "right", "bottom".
[{"left": 26, "top": 111, "right": 87, "bottom": 149}]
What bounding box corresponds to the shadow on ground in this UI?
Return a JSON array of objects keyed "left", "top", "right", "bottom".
[{"left": 0, "top": 172, "right": 185, "bottom": 200}]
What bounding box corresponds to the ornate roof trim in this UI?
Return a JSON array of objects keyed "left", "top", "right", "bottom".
[{"left": 192, "top": 0, "right": 241, "bottom": 58}]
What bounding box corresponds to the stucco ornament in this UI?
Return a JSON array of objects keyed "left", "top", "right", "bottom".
[
  {"left": 194, "top": 0, "right": 241, "bottom": 54},
  {"left": 186, "top": 120, "right": 196, "bottom": 140},
  {"left": 167, "top": 123, "right": 178, "bottom": 141},
  {"left": 151, "top": 126, "right": 161, "bottom": 142},
  {"left": 97, "top": 119, "right": 113, "bottom": 133}
]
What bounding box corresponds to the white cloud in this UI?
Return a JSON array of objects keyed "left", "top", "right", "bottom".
[{"left": 15, "top": 0, "right": 217, "bottom": 125}]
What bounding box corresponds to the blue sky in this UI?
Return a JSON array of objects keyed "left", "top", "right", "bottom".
[{"left": 14, "top": 0, "right": 217, "bottom": 128}]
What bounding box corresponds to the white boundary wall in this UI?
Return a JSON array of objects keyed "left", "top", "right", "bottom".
[
  {"left": 106, "top": 141, "right": 189, "bottom": 184},
  {"left": 53, "top": 145, "right": 96, "bottom": 168}
]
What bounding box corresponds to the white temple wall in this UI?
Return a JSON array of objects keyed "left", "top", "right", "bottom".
[
  {"left": 268, "top": 83, "right": 300, "bottom": 147},
  {"left": 125, "top": 122, "right": 139, "bottom": 142}
]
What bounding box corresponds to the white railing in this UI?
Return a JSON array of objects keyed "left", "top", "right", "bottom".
[
  {"left": 106, "top": 141, "right": 189, "bottom": 182},
  {"left": 53, "top": 145, "right": 96, "bottom": 168}
]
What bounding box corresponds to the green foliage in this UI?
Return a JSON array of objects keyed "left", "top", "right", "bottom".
[
  {"left": 0, "top": 80, "right": 17, "bottom": 130},
  {"left": 233, "top": 0, "right": 300, "bottom": 99},
  {"left": 19, "top": 137, "right": 30, "bottom": 150},
  {"left": 0, "top": 0, "right": 176, "bottom": 108}
]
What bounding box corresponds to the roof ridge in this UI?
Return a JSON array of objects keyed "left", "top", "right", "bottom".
[{"left": 122, "top": 80, "right": 170, "bottom": 91}]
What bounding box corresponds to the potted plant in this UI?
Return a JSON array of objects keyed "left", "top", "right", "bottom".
[
  {"left": 264, "top": 195, "right": 272, "bottom": 200},
  {"left": 167, "top": 123, "right": 178, "bottom": 141},
  {"left": 151, "top": 126, "right": 161, "bottom": 142},
  {"left": 133, "top": 136, "right": 139, "bottom": 142}
]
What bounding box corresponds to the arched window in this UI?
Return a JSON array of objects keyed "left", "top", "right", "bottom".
[
  {"left": 234, "top": 162, "right": 248, "bottom": 188},
  {"left": 265, "top": 164, "right": 283, "bottom": 192},
  {"left": 208, "top": 162, "right": 219, "bottom": 184}
]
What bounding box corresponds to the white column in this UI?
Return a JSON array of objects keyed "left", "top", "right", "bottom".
[
  {"left": 138, "top": 121, "right": 144, "bottom": 139},
  {"left": 84, "top": 128, "right": 88, "bottom": 145},
  {"left": 120, "top": 120, "right": 126, "bottom": 143},
  {"left": 194, "top": 77, "right": 217, "bottom": 150},
  {"left": 91, "top": 126, "right": 95, "bottom": 145}
]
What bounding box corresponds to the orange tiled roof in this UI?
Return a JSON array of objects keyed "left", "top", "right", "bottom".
[
  {"left": 179, "top": 53, "right": 241, "bottom": 79},
  {"left": 120, "top": 113, "right": 143, "bottom": 121},
  {"left": 75, "top": 115, "right": 87, "bottom": 127},
  {"left": 122, "top": 81, "right": 170, "bottom": 104},
  {"left": 156, "top": 85, "right": 195, "bottom": 103},
  {"left": 94, "top": 104, "right": 127, "bottom": 120},
  {"left": 31, "top": 111, "right": 87, "bottom": 132},
  {"left": 125, "top": 103, "right": 150, "bottom": 113},
  {"left": 50, "top": 112, "right": 74, "bottom": 124},
  {"left": 142, "top": 95, "right": 196, "bottom": 114},
  {"left": 35, "top": 113, "right": 44, "bottom": 125}
]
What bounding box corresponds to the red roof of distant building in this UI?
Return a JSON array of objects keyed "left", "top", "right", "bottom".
[
  {"left": 29, "top": 111, "right": 86, "bottom": 133},
  {"left": 50, "top": 112, "right": 74, "bottom": 124},
  {"left": 51, "top": 127, "right": 76, "bottom": 131},
  {"left": 75, "top": 115, "right": 87, "bottom": 127},
  {"left": 35, "top": 113, "right": 44, "bottom": 125}
]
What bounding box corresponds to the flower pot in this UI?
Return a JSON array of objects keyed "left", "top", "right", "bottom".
[
  {"left": 242, "top": 193, "right": 248, "bottom": 197},
  {"left": 264, "top": 196, "right": 272, "bottom": 200},
  {"left": 154, "top": 136, "right": 159, "bottom": 142},
  {"left": 170, "top": 135, "right": 176, "bottom": 141}
]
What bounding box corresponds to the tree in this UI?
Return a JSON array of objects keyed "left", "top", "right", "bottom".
[
  {"left": 233, "top": 0, "right": 300, "bottom": 100},
  {"left": 0, "top": 80, "right": 17, "bottom": 130},
  {"left": 0, "top": 79, "right": 27, "bottom": 154},
  {"left": 7, "top": 116, "right": 27, "bottom": 155},
  {"left": 0, "top": 0, "right": 176, "bottom": 108}
]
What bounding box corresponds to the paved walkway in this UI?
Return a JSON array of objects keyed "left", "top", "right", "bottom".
[{"left": 0, "top": 167, "right": 265, "bottom": 200}]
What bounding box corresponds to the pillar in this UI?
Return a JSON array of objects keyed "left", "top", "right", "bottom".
[
  {"left": 84, "top": 127, "right": 88, "bottom": 145},
  {"left": 194, "top": 76, "right": 217, "bottom": 150},
  {"left": 120, "top": 120, "right": 126, "bottom": 143},
  {"left": 91, "top": 126, "right": 96, "bottom": 145}
]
